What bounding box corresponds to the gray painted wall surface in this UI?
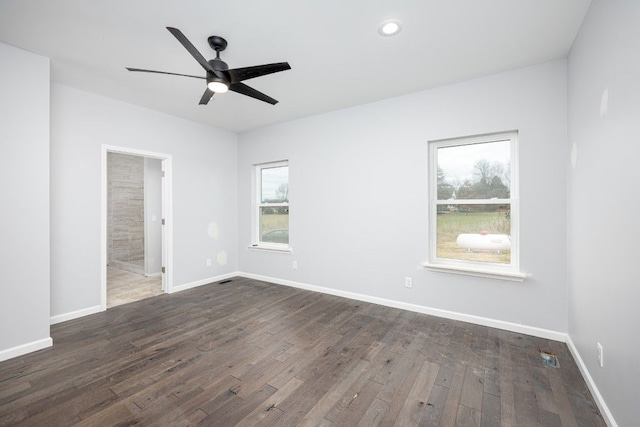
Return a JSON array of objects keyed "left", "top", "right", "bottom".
[
  {"left": 0, "top": 43, "right": 51, "bottom": 353},
  {"left": 108, "top": 153, "right": 145, "bottom": 268},
  {"left": 50, "top": 84, "right": 238, "bottom": 318},
  {"left": 568, "top": 1, "right": 640, "bottom": 425},
  {"left": 238, "top": 59, "right": 569, "bottom": 333}
]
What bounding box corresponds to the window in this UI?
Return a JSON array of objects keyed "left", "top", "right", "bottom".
[
  {"left": 253, "top": 161, "right": 289, "bottom": 250},
  {"left": 425, "top": 132, "right": 524, "bottom": 281}
]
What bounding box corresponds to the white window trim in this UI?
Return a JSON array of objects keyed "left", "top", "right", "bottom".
[
  {"left": 425, "top": 131, "right": 526, "bottom": 281},
  {"left": 422, "top": 262, "right": 527, "bottom": 282},
  {"left": 247, "top": 244, "right": 293, "bottom": 254},
  {"left": 252, "top": 160, "right": 290, "bottom": 252}
]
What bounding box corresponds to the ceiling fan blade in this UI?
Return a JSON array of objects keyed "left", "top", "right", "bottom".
[
  {"left": 166, "top": 27, "right": 215, "bottom": 73},
  {"left": 229, "top": 82, "right": 278, "bottom": 105},
  {"left": 227, "top": 62, "right": 291, "bottom": 84},
  {"left": 199, "top": 88, "right": 215, "bottom": 105},
  {"left": 126, "top": 67, "right": 205, "bottom": 79}
]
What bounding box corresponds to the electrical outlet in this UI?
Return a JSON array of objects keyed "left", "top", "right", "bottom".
[
  {"left": 405, "top": 277, "right": 412, "bottom": 288},
  {"left": 292, "top": 261, "right": 298, "bottom": 270},
  {"left": 206, "top": 258, "right": 212, "bottom": 267},
  {"left": 597, "top": 342, "right": 603, "bottom": 367}
]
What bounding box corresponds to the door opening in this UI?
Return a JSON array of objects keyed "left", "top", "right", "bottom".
[{"left": 100, "top": 145, "right": 172, "bottom": 310}]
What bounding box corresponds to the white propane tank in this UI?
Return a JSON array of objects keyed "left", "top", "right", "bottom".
[{"left": 456, "top": 232, "right": 511, "bottom": 252}]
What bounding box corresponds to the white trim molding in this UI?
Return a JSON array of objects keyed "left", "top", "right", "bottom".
[
  {"left": 50, "top": 305, "right": 102, "bottom": 325},
  {"left": 247, "top": 245, "right": 293, "bottom": 254},
  {"left": 169, "top": 272, "right": 240, "bottom": 294},
  {"left": 101, "top": 145, "right": 174, "bottom": 309},
  {"left": 422, "top": 262, "right": 527, "bottom": 282},
  {"left": 0, "top": 337, "right": 53, "bottom": 363},
  {"left": 566, "top": 336, "right": 618, "bottom": 427},
  {"left": 48, "top": 273, "right": 239, "bottom": 326},
  {"left": 238, "top": 272, "right": 566, "bottom": 342}
]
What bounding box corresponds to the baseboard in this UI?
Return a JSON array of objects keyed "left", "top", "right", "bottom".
[
  {"left": 169, "top": 271, "right": 240, "bottom": 294},
  {"left": 566, "top": 336, "right": 617, "bottom": 427},
  {"left": 50, "top": 272, "right": 240, "bottom": 323},
  {"left": 51, "top": 305, "right": 103, "bottom": 325},
  {"left": 0, "top": 337, "right": 53, "bottom": 362},
  {"left": 238, "top": 272, "right": 567, "bottom": 342}
]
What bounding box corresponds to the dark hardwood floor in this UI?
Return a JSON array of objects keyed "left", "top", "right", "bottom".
[{"left": 0, "top": 277, "right": 605, "bottom": 426}]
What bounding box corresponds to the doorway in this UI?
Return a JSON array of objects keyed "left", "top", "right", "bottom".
[{"left": 100, "top": 145, "right": 173, "bottom": 310}]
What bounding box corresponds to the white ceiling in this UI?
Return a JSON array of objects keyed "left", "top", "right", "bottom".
[{"left": 0, "top": 0, "right": 591, "bottom": 134}]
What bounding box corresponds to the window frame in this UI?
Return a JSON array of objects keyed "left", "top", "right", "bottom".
[
  {"left": 251, "top": 160, "right": 291, "bottom": 252},
  {"left": 424, "top": 131, "right": 525, "bottom": 281}
]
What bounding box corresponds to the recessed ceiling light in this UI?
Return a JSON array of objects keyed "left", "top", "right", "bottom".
[{"left": 378, "top": 19, "right": 403, "bottom": 37}]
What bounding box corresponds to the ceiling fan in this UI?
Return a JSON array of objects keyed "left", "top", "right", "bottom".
[{"left": 126, "top": 27, "right": 291, "bottom": 105}]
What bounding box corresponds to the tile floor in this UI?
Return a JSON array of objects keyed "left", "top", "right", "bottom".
[{"left": 107, "top": 265, "right": 163, "bottom": 308}]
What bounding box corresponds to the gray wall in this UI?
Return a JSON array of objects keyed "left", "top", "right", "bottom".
[
  {"left": 107, "top": 152, "right": 145, "bottom": 268},
  {"left": 0, "top": 42, "right": 51, "bottom": 359},
  {"left": 568, "top": 1, "right": 640, "bottom": 425},
  {"left": 238, "top": 59, "right": 569, "bottom": 333},
  {"left": 50, "top": 83, "right": 238, "bottom": 318}
]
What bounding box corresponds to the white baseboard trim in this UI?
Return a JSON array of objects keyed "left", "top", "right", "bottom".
[
  {"left": 49, "top": 272, "right": 241, "bottom": 324},
  {"left": 566, "top": 336, "right": 617, "bottom": 427},
  {"left": 238, "top": 272, "right": 567, "bottom": 342},
  {"left": 0, "top": 337, "right": 53, "bottom": 362},
  {"left": 169, "top": 271, "right": 240, "bottom": 294},
  {"left": 51, "top": 305, "right": 103, "bottom": 325}
]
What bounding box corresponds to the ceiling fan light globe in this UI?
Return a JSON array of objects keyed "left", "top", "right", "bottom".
[{"left": 207, "top": 81, "right": 228, "bottom": 93}]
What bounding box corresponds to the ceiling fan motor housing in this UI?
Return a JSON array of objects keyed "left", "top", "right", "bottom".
[{"left": 208, "top": 58, "right": 230, "bottom": 86}]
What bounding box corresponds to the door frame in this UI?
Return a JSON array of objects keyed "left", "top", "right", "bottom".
[{"left": 100, "top": 144, "right": 173, "bottom": 311}]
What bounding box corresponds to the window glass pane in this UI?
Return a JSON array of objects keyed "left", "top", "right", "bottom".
[
  {"left": 437, "top": 141, "right": 510, "bottom": 200},
  {"left": 436, "top": 204, "right": 511, "bottom": 264},
  {"left": 259, "top": 206, "right": 289, "bottom": 244},
  {"left": 261, "top": 166, "right": 288, "bottom": 203}
]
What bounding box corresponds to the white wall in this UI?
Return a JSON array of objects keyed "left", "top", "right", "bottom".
[
  {"left": 568, "top": 1, "right": 640, "bottom": 425},
  {"left": 144, "top": 157, "right": 163, "bottom": 275},
  {"left": 0, "top": 42, "right": 52, "bottom": 360},
  {"left": 50, "top": 84, "right": 238, "bottom": 318},
  {"left": 238, "top": 59, "right": 569, "bottom": 334}
]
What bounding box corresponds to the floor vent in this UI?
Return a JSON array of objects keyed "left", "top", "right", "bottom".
[
  {"left": 540, "top": 350, "right": 559, "bottom": 368},
  {"left": 218, "top": 279, "right": 233, "bottom": 284}
]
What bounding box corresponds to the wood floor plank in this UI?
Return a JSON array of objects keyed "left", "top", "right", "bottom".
[
  {"left": 200, "top": 383, "right": 278, "bottom": 425},
  {"left": 459, "top": 365, "right": 484, "bottom": 412},
  {"left": 266, "top": 331, "right": 343, "bottom": 389},
  {"left": 329, "top": 379, "right": 384, "bottom": 426},
  {"left": 513, "top": 380, "right": 542, "bottom": 426},
  {"left": 455, "top": 404, "right": 481, "bottom": 427},
  {"left": 298, "top": 358, "right": 372, "bottom": 426},
  {"left": 499, "top": 340, "right": 517, "bottom": 426},
  {"left": 377, "top": 336, "right": 427, "bottom": 404},
  {"left": 439, "top": 362, "right": 467, "bottom": 426},
  {"left": 356, "top": 397, "right": 389, "bottom": 426},
  {"left": 0, "top": 277, "right": 606, "bottom": 427},
  {"left": 532, "top": 365, "right": 559, "bottom": 415},
  {"left": 567, "top": 392, "right": 607, "bottom": 427},
  {"left": 392, "top": 359, "right": 440, "bottom": 426},
  {"left": 482, "top": 334, "right": 501, "bottom": 399},
  {"left": 235, "top": 377, "right": 303, "bottom": 426},
  {"left": 547, "top": 365, "right": 580, "bottom": 427},
  {"left": 480, "top": 390, "right": 501, "bottom": 427}
]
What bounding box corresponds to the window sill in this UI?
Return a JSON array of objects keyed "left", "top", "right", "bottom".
[
  {"left": 422, "top": 262, "right": 527, "bottom": 282},
  {"left": 247, "top": 244, "right": 292, "bottom": 254}
]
